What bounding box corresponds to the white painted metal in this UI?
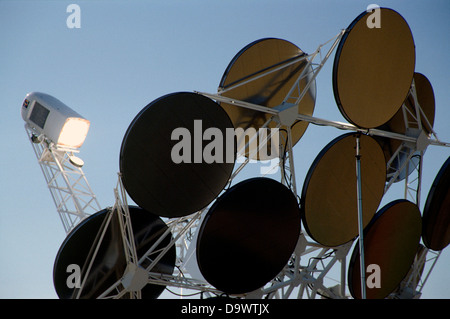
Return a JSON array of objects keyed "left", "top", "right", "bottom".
[
  {"left": 132, "top": 31, "right": 449, "bottom": 300},
  {"left": 25, "top": 29, "right": 450, "bottom": 300},
  {"left": 355, "top": 135, "right": 366, "bottom": 299},
  {"left": 25, "top": 124, "right": 101, "bottom": 233}
]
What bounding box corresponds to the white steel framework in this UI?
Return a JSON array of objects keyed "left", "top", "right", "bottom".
[
  {"left": 27, "top": 30, "right": 449, "bottom": 299},
  {"left": 178, "top": 31, "right": 448, "bottom": 299},
  {"left": 25, "top": 124, "right": 101, "bottom": 234},
  {"left": 88, "top": 30, "right": 449, "bottom": 299}
]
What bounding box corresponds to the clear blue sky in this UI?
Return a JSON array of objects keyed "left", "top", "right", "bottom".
[{"left": 0, "top": 0, "right": 449, "bottom": 299}]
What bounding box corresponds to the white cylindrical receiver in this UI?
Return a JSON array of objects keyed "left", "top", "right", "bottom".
[{"left": 21, "top": 92, "right": 90, "bottom": 149}]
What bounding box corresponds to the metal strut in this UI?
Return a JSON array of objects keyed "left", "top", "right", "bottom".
[
  {"left": 355, "top": 133, "right": 366, "bottom": 299},
  {"left": 25, "top": 124, "right": 101, "bottom": 233}
]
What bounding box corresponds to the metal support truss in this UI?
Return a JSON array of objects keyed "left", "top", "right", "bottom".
[
  {"left": 416, "top": 249, "right": 442, "bottom": 296},
  {"left": 277, "top": 126, "right": 298, "bottom": 196},
  {"left": 87, "top": 175, "right": 154, "bottom": 299},
  {"left": 191, "top": 29, "right": 450, "bottom": 300},
  {"left": 25, "top": 125, "right": 101, "bottom": 234},
  {"left": 74, "top": 182, "right": 142, "bottom": 299},
  {"left": 380, "top": 79, "right": 445, "bottom": 299},
  {"left": 191, "top": 31, "right": 449, "bottom": 300},
  {"left": 390, "top": 246, "right": 441, "bottom": 299},
  {"left": 62, "top": 31, "right": 449, "bottom": 300},
  {"left": 111, "top": 175, "right": 142, "bottom": 299},
  {"left": 258, "top": 236, "right": 352, "bottom": 299},
  {"left": 94, "top": 175, "right": 213, "bottom": 299}
]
